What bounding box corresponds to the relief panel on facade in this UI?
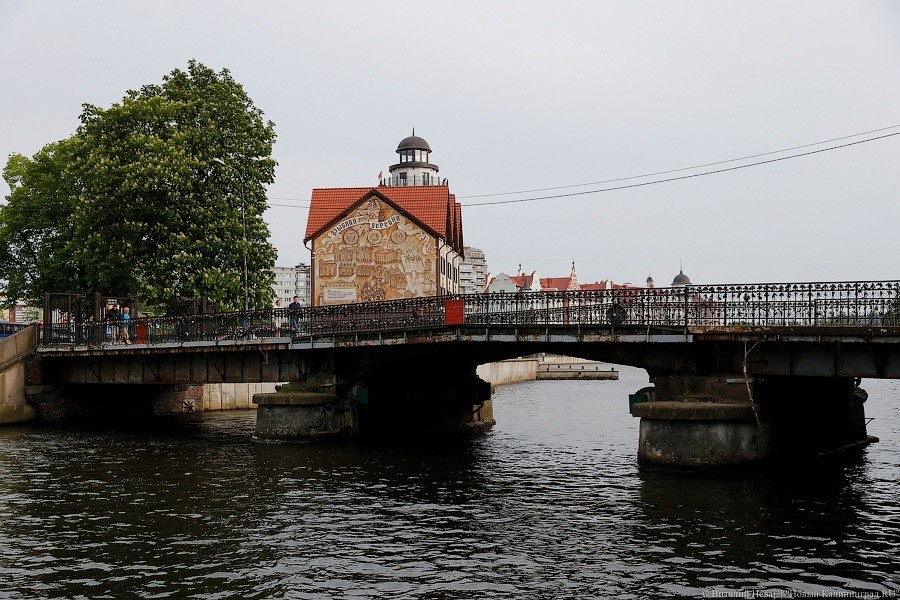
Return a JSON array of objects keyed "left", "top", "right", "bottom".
[{"left": 313, "top": 197, "right": 436, "bottom": 305}]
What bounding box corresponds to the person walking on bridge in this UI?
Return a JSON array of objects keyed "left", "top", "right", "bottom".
[
  {"left": 119, "top": 306, "right": 131, "bottom": 344},
  {"left": 272, "top": 299, "right": 284, "bottom": 337},
  {"left": 105, "top": 303, "right": 120, "bottom": 343},
  {"left": 288, "top": 296, "right": 302, "bottom": 334}
]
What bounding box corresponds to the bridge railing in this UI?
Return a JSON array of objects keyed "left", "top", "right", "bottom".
[
  {"left": 37, "top": 280, "right": 900, "bottom": 347},
  {"left": 687, "top": 281, "right": 900, "bottom": 327}
]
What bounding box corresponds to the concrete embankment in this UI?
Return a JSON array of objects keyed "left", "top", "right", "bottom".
[
  {"left": 476, "top": 359, "right": 538, "bottom": 387},
  {"left": 537, "top": 361, "right": 618, "bottom": 381},
  {"left": 201, "top": 383, "right": 277, "bottom": 411},
  {"left": 0, "top": 326, "right": 39, "bottom": 424},
  {"left": 477, "top": 355, "right": 618, "bottom": 388}
]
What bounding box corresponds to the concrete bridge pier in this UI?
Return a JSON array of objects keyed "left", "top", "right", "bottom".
[
  {"left": 630, "top": 374, "right": 874, "bottom": 467},
  {"left": 252, "top": 355, "right": 494, "bottom": 443},
  {"left": 253, "top": 374, "right": 356, "bottom": 442},
  {"left": 354, "top": 361, "right": 494, "bottom": 440}
]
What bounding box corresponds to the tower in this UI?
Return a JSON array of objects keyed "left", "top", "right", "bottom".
[
  {"left": 385, "top": 129, "right": 441, "bottom": 187},
  {"left": 305, "top": 130, "right": 463, "bottom": 304},
  {"left": 671, "top": 269, "right": 692, "bottom": 287}
]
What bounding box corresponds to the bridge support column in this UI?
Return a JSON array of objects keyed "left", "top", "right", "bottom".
[
  {"left": 253, "top": 375, "right": 355, "bottom": 442},
  {"left": 355, "top": 364, "right": 493, "bottom": 440},
  {"left": 630, "top": 375, "right": 874, "bottom": 467}
]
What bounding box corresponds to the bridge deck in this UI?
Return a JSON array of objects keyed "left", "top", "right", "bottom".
[{"left": 33, "top": 283, "right": 900, "bottom": 382}]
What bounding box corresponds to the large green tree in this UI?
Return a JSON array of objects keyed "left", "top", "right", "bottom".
[
  {"left": 1, "top": 60, "right": 277, "bottom": 312},
  {"left": 1, "top": 137, "right": 87, "bottom": 300}
]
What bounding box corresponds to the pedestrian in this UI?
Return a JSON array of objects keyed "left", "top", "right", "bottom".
[
  {"left": 105, "top": 303, "right": 120, "bottom": 343},
  {"left": 120, "top": 306, "right": 132, "bottom": 344},
  {"left": 288, "top": 295, "right": 302, "bottom": 333},
  {"left": 272, "top": 298, "right": 284, "bottom": 336}
]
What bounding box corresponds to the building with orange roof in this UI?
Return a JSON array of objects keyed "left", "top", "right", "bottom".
[{"left": 304, "top": 133, "right": 464, "bottom": 305}]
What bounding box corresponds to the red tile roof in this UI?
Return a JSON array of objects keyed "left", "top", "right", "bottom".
[
  {"left": 509, "top": 273, "right": 536, "bottom": 290},
  {"left": 540, "top": 277, "right": 573, "bottom": 291},
  {"left": 305, "top": 186, "right": 463, "bottom": 252}
]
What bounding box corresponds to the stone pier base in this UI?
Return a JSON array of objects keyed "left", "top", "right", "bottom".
[
  {"left": 632, "top": 401, "right": 774, "bottom": 466},
  {"left": 253, "top": 383, "right": 354, "bottom": 442},
  {"left": 630, "top": 375, "right": 874, "bottom": 467},
  {"left": 253, "top": 367, "right": 494, "bottom": 442}
]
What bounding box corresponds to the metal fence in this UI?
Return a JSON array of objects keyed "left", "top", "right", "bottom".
[{"left": 38, "top": 281, "right": 900, "bottom": 347}]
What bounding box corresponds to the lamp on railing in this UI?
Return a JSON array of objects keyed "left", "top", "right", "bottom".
[{"left": 212, "top": 158, "right": 249, "bottom": 312}]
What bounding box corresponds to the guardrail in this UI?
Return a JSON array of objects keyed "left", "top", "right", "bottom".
[{"left": 38, "top": 281, "right": 900, "bottom": 347}]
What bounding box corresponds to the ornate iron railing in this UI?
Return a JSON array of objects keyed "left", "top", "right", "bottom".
[{"left": 38, "top": 281, "right": 900, "bottom": 347}]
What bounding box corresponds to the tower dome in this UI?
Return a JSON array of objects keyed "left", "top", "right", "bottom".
[
  {"left": 671, "top": 270, "right": 692, "bottom": 287},
  {"left": 396, "top": 134, "right": 431, "bottom": 152},
  {"left": 387, "top": 129, "right": 440, "bottom": 186}
]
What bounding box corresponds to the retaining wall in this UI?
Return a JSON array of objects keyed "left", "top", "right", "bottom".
[
  {"left": 476, "top": 359, "right": 538, "bottom": 387},
  {"left": 202, "top": 382, "right": 277, "bottom": 411},
  {"left": 0, "top": 327, "right": 39, "bottom": 424}
]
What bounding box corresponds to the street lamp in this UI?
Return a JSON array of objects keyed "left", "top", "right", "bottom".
[{"left": 212, "top": 157, "right": 249, "bottom": 312}]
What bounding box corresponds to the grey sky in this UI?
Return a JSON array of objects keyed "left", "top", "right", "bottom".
[{"left": 2, "top": 1, "right": 898, "bottom": 286}]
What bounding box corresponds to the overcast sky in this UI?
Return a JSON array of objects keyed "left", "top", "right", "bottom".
[{"left": 2, "top": 1, "right": 898, "bottom": 287}]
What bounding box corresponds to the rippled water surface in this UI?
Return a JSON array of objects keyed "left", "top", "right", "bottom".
[{"left": 1, "top": 367, "right": 898, "bottom": 598}]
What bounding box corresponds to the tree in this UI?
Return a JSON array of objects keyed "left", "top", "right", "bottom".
[
  {"left": 0, "top": 137, "right": 87, "bottom": 303},
  {"left": 1, "top": 60, "right": 277, "bottom": 312}
]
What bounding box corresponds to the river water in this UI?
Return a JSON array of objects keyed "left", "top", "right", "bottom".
[{"left": 1, "top": 366, "right": 898, "bottom": 599}]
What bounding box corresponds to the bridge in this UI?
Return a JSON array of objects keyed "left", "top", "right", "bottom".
[{"left": 7, "top": 280, "right": 900, "bottom": 467}]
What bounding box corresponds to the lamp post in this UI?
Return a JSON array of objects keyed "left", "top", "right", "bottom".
[{"left": 212, "top": 158, "right": 249, "bottom": 312}]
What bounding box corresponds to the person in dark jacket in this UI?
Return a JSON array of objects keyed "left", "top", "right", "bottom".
[{"left": 105, "top": 303, "right": 121, "bottom": 342}]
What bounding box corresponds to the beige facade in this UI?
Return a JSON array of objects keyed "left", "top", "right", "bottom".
[{"left": 313, "top": 195, "right": 443, "bottom": 305}]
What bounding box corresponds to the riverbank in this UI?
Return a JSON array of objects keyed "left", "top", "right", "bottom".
[{"left": 477, "top": 354, "right": 618, "bottom": 388}]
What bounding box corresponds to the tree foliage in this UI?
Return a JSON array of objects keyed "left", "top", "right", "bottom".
[
  {"left": 1, "top": 60, "right": 277, "bottom": 312},
  {"left": 1, "top": 138, "right": 86, "bottom": 300}
]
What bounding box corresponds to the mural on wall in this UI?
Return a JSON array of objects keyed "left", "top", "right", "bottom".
[{"left": 313, "top": 196, "right": 437, "bottom": 305}]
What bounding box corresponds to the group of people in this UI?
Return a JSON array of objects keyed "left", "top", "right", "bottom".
[
  {"left": 98, "top": 296, "right": 302, "bottom": 344},
  {"left": 104, "top": 303, "right": 132, "bottom": 344},
  {"left": 271, "top": 296, "right": 304, "bottom": 336}
]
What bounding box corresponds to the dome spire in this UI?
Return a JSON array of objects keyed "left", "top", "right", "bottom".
[{"left": 671, "top": 263, "right": 692, "bottom": 287}]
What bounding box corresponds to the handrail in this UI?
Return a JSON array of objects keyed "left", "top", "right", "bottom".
[{"left": 37, "top": 280, "right": 900, "bottom": 347}]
